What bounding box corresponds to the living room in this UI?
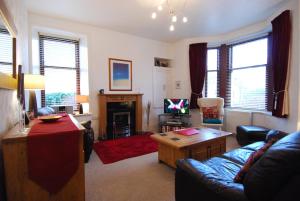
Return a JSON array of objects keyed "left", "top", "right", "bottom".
[{"left": 0, "top": 0, "right": 299, "bottom": 201}]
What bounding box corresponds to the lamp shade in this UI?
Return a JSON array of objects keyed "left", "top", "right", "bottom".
[
  {"left": 76, "top": 95, "right": 89, "bottom": 103},
  {"left": 24, "top": 74, "right": 45, "bottom": 90}
]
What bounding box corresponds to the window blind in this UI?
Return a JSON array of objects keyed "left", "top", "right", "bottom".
[
  {"left": 39, "top": 35, "right": 80, "bottom": 107},
  {"left": 228, "top": 37, "right": 268, "bottom": 110},
  {"left": 219, "top": 44, "right": 231, "bottom": 107},
  {"left": 0, "top": 28, "right": 13, "bottom": 75},
  {"left": 205, "top": 48, "right": 219, "bottom": 97}
]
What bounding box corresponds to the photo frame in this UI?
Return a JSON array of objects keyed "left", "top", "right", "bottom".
[{"left": 109, "top": 58, "right": 132, "bottom": 91}]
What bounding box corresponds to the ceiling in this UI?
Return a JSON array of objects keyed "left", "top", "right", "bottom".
[{"left": 27, "top": 0, "right": 287, "bottom": 42}]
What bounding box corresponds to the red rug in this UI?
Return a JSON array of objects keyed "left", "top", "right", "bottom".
[{"left": 93, "top": 133, "right": 158, "bottom": 164}]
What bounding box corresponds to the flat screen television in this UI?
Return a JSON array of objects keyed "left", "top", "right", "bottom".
[{"left": 164, "top": 98, "right": 189, "bottom": 115}]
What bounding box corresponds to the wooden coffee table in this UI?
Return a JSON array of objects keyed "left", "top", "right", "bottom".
[{"left": 151, "top": 127, "right": 232, "bottom": 168}]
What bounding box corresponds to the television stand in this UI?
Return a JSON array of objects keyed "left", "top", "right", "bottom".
[{"left": 158, "top": 113, "right": 191, "bottom": 132}]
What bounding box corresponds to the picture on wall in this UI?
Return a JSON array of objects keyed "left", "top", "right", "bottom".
[{"left": 109, "top": 58, "right": 132, "bottom": 91}]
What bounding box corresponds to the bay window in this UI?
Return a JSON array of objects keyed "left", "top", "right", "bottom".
[{"left": 204, "top": 36, "right": 270, "bottom": 110}]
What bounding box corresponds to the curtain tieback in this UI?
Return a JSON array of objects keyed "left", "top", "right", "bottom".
[
  {"left": 273, "top": 90, "right": 286, "bottom": 110},
  {"left": 192, "top": 92, "right": 201, "bottom": 98}
]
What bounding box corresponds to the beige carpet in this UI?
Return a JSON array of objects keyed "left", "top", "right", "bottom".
[{"left": 85, "top": 135, "right": 240, "bottom": 201}]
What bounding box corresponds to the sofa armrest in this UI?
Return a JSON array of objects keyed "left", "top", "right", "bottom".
[{"left": 176, "top": 159, "right": 248, "bottom": 201}]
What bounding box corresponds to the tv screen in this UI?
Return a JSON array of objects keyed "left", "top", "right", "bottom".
[{"left": 164, "top": 98, "right": 189, "bottom": 115}]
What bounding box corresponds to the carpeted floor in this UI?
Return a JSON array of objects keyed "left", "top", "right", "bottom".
[{"left": 85, "top": 135, "right": 240, "bottom": 201}]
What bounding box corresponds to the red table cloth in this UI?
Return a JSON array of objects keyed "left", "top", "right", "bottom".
[{"left": 27, "top": 115, "right": 80, "bottom": 194}]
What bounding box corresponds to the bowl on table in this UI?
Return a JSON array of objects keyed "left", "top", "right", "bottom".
[{"left": 38, "top": 115, "right": 62, "bottom": 123}]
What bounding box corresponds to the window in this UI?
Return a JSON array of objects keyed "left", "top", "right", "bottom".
[
  {"left": 0, "top": 27, "right": 13, "bottom": 75},
  {"left": 205, "top": 48, "right": 219, "bottom": 97},
  {"left": 229, "top": 38, "right": 268, "bottom": 110},
  {"left": 39, "top": 35, "right": 80, "bottom": 107}
]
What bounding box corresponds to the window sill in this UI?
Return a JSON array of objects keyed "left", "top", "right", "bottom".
[{"left": 225, "top": 108, "right": 272, "bottom": 116}]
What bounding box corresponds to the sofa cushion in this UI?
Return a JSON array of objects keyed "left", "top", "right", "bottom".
[
  {"left": 244, "top": 131, "right": 300, "bottom": 201},
  {"left": 242, "top": 141, "right": 265, "bottom": 151},
  {"left": 202, "top": 157, "right": 243, "bottom": 180},
  {"left": 265, "top": 129, "right": 286, "bottom": 143},
  {"left": 234, "top": 140, "right": 274, "bottom": 183},
  {"left": 222, "top": 148, "right": 255, "bottom": 165}
]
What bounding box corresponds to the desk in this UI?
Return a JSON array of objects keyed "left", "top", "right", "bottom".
[{"left": 2, "top": 115, "right": 85, "bottom": 201}]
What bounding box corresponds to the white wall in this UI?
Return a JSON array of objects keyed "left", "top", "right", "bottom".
[
  {"left": 171, "top": 0, "right": 300, "bottom": 133},
  {"left": 0, "top": 0, "right": 29, "bottom": 137},
  {"left": 28, "top": 13, "right": 173, "bottom": 139}
]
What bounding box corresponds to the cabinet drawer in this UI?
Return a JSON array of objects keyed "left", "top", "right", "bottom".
[
  {"left": 210, "top": 139, "right": 226, "bottom": 157},
  {"left": 190, "top": 145, "right": 208, "bottom": 161}
]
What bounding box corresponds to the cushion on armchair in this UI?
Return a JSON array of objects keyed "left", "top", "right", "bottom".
[
  {"left": 203, "top": 118, "right": 222, "bottom": 124},
  {"left": 202, "top": 106, "right": 219, "bottom": 119}
]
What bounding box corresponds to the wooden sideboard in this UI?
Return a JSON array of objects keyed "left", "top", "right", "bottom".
[
  {"left": 98, "top": 93, "right": 143, "bottom": 139},
  {"left": 2, "top": 115, "right": 85, "bottom": 201}
]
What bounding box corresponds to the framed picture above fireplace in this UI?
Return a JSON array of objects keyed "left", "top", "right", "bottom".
[{"left": 109, "top": 58, "right": 132, "bottom": 91}]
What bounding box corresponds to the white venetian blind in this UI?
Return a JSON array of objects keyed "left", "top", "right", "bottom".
[
  {"left": 0, "top": 28, "right": 13, "bottom": 75},
  {"left": 230, "top": 38, "right": 268, "bottom": 110},
  {"left": 39, "top": 35, "right": 80, "bottom": 107},
  {"left": 205, "top": 48, "right": 219, "bottom": 97}
]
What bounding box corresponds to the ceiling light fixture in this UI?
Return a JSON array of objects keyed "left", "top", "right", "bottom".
[
  {"left": 183, "top": 16, "right": 188, "bottom": 23},
  {"left": 150, "top": 0, "right": 189, "bottom": 32},
  {"left": 172, "top": 15, "right": 177, "bottom": 22},
  {"left": 169, "top": 24, "right": 175, "bottom": 31},
  {"left": 151, "top": 12, "right": 157, "bottom": 19}
]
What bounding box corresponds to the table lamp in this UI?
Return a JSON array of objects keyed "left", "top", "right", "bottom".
[
  {"left": 76, "top": 95, "right": 89, "bottom": 114},
  {"left": 24, "top": 74, "right": 45, "bottom": 118}
]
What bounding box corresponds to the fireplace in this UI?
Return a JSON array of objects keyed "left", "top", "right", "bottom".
[
  {"left": 107, "top": 102, "right": 136, "bottom": 139},
  {"left": 98, "top": 94, "right": 143, "bottom": 140}
]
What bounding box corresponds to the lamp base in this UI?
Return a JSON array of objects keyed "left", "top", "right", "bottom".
[
  {"left": 79, "top": 104, "right": 83, "bottom": 114},
  {"left": 29, "top": 90, "right": 38, "bottom": 118}
]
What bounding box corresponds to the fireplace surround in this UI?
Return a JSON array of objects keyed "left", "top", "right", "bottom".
[{"left": 98, "top": 94, "right": 143, "bottom": 139}]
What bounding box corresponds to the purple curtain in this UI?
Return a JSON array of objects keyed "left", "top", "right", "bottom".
[
  {"left": 189, "top": 43, "right": 207, "bottom": 109},
  {"left": 271, "top": 10, "right": 291, "bottom": 118},
  {"left": 266, "top": 33, "right": 274, "bottom": 111}
]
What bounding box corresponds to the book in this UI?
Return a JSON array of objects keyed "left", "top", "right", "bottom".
[{"left": 175, "top": 128, "right": 199, "bottom": 136}]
